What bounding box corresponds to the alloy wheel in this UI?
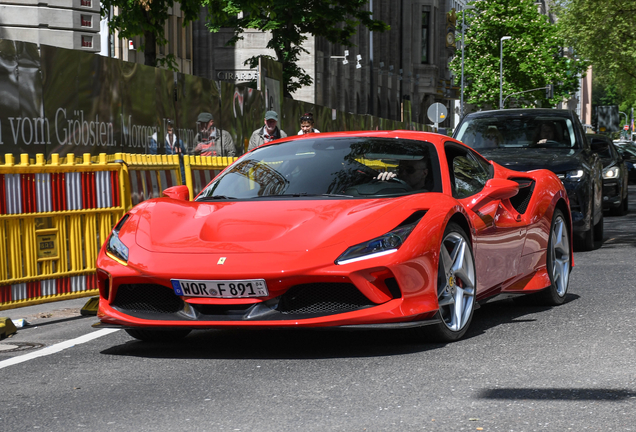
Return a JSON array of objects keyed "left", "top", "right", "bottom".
[{"left": 438, "top": 231, "right": 476, "bottom": 332}]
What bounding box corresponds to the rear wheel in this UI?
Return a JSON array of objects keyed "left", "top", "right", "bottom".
[
  {"left": 425, "top": 223, "right": 476, "bottom": 342},
  {"left": 125, "top": 328, "right": 191, "bottom": 342},
  {"left": 537, "top": 209, "right": 571, "bottom": 305}
]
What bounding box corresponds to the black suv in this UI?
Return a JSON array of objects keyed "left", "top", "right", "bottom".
[
  {"left": 586, "top": 134, "right": 629, "bottom": 216},
  {"left": 453, "top": 109, "right": 603, "bottom": 250}
]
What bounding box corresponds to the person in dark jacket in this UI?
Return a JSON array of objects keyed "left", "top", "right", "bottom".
[{"left": 248, "top": 110, "right": 287, "bottom": 151}]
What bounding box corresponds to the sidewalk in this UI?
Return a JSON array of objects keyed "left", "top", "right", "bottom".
[{"left": 1, "top": 297, "right": 93, "bottom": 333}]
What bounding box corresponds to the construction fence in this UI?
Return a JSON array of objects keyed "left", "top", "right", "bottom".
[{"left": 0, "top": 152, "right": 236, "bottom": 311}]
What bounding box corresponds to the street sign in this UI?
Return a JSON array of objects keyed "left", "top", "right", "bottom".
[
  {"left": 427, "top": 103, "right": 448, "bottom": 124},
  {"left": 624, "top": 124, "right": 629, "bottom": 131}
]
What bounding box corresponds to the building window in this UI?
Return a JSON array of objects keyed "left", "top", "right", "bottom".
[
  {"left": 421, "top": 11, "right": 430, "bottom": 64},
  {"left": 81, "top": 15, "right": 92, "bottom": 27},
  {"left": 81, "top": 36, "right": 93, "bottom": 48},
  {"left": 80, "top": 0, "right": 91, "bottom": 6}
]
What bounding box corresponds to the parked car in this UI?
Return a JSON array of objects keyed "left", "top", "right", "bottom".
[
  {"left": 586, "top": 134, "right": 629, "bottom": 215},
  {"left": 95, "top": 131, "right": 572, "bottom": 343},
  {"left": 453, "top": 109, "right": 603, "bottom": 251},
  {"left": 614, "top": 141, "right": 636, "bottom": 184}
]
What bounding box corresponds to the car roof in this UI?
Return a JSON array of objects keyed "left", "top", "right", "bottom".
[{"left": 462, "top": 108, "right": 575, "bottom": 119}]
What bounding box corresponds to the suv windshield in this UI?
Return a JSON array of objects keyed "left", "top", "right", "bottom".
[
  {"left": 197, "top": 137, "right": 441, "bottom": 200},
  {"left": 455, "top": 115, "right": 579, "bottom": 150}
]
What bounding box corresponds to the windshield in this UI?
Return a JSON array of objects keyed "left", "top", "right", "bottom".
[
  {"left": 455, "top": 115, "right": 579, "bottom": 150},
  {"left": 196, "top": 137, "right": 441, "bottom": 200}
]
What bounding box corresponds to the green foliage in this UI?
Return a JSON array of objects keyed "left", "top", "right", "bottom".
[
  {"left": 450, "top": 0, "right": 588, "bottom": 110},
  {"left": 101, "top": 0, "right": 200, "bottom": 69},
  {"left": 557, "top": 0, "right": 636, "bottom": 95},
  {"left": 204, "top": 0, "right": 389, "bottom": 96},
  {"left": 557, "top": 0, "right": 636, "bottom": 120}
]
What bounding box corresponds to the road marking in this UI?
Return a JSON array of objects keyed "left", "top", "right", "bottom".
[{"left": 0, "top": 329, "right": 119, "bottom": 370}]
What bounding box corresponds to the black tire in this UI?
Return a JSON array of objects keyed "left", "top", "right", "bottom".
[
  {"left": 623, "top": 194, "right": 629, "bottom": 214},
  {"left": 125, "top": 328, "right": 191, "bottom": 342},
  {"left": 419, "top": 222, "right": 476, "bottom": 343},
  {"left": 576, "top": 223, "right": 594, "bottom": 251},
  {"left": 593, "top": 211, "right": 604, "bottom": 247},
  {"left": 536, "top": 209, "right": 571, "bottom": 306}
]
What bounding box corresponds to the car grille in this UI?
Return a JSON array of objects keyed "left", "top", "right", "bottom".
[
  {"left": 277, "top": 283, "right": 375, "bottom": 315},
  {"left": 112, "top": 284, "right": 184, "bottom": 314}
]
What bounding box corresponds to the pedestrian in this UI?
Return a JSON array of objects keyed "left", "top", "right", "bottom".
[
  {"left": 297, "top": 112, "right": 320, "bottom": 135},
  {"left": 193, "top": 112, "right": 236, "bottom": 157},
  {"left": 165, "top": 120, "right": 186, "bottom": 182},
  {"left": 248, "top": 110, "right": 287, "bottom": 151}
]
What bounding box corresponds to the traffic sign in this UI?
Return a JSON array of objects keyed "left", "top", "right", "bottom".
[
  {"left": 427, "top": 103, "right": 448, "bottom": 124},
  {"left": 624, "top": 124, "right": 629, "bottom": 131}
]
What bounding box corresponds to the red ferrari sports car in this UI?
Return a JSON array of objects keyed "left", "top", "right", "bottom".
[{"left": 95, "top": 131, "right": 573, "bottom": 342}]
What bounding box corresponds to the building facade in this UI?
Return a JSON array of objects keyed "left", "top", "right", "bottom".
[
  {"left": 0, "top": 0, "right": 101, "bottom": 52},
  {"left": 193, "top": 0, "right": 463, "bottom": 127}
]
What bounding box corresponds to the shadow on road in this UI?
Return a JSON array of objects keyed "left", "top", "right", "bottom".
[
  {"left": 478, "top": 387, "right": 636, "bottom": 401},
  {"left": 101, "top": 294, "right": 579, "bottom": 360}
]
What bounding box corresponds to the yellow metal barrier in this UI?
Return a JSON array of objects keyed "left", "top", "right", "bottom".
[
  {"left": 0, "top": 152, "right": 237, "bottom": 310},
  {"left": 0, "top": 153, "right": 127, "bottom": 310},
  {"left": 184, "top": 155, "right": 237, "bottom": 200}
]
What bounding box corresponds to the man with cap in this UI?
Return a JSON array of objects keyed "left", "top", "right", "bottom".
[
  {"left": 248, "top": 110, "right": 287, "bottom": 151},
  {"left": 193, "top": 112, "right": 236, "bottom": 157}
]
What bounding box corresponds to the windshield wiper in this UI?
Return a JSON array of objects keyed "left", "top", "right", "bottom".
[
  {"left": 253, "top": 193, "right": 353, "bottom": 198},
  {"left": 197, "top": 195, "right": 236, "bottom": 201}
]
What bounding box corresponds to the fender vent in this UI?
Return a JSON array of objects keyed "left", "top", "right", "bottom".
[{"left": 510, "top": 178, "right": 535, "bottom": 214}]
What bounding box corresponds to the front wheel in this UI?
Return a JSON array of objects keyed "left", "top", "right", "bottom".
[
  {"left": 537, "top": 209, "right": 571, "bottom": 305},
  {"left": 425, "top": 223, "right": 476, "bottom": 342}
]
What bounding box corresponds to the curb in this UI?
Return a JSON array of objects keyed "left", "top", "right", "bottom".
[
  {"left": 0, "top": 317, "right": 18, "bottom": 339},
  {"left": 80, "top": 296, "right": 99, "bottom": 316}
]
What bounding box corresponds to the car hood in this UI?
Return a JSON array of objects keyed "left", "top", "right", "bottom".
[
  {"left": 479, "top": 148, "right": 584, "bottom": 173},
  {"left": 131, "top": 197, "right": 420, "bottom": 254}
]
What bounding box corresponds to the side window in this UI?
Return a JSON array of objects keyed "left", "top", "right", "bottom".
[{"left": 445, "top": 144, "right": 491, "bottom": 199}]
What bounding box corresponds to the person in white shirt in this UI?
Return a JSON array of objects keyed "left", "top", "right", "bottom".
[{"left": 297, "top": 112, "right": 320, "bottom": 135}]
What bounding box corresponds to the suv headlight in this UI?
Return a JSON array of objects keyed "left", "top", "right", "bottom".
[
  {"left": 603, "top": 165, "right": 620, "bottom": 179},
  {"left": 335, "top": 214, "right": 425, "bottom": 265},
  {"left": 565, "top": 169, "right": 584, "bottom": 181}
]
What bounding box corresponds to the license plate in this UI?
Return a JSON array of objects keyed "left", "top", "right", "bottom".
[{"left": 170, "top": 279, "right": 268, "bottom": 298}]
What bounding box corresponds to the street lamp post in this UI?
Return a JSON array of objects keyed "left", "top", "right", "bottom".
[
  {"left": 460, "top": 5, "right": 475, "bottom": 120},
  {"left": 499, "top": 36, "right": 511, "bottom": 109}
]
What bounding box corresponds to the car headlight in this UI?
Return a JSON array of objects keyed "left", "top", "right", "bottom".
[
  {"left": 603, "top": 165, "right": 620, "bottom": 179},
  {"left": 565, "top": 169, "right": 585, "bottom": 181},
  {"left": 335, "top": 213, "right": 425, "bottom": 265},
  {"left": 106, "top": 215, "right": 130, "bottom": 265}
]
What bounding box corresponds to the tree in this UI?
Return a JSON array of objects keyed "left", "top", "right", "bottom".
[
  {"left": 556, "top": 0, "right": 636, "bottom": 125},
  {"left": 101, "top": 0, "right": 201, "bottom": 69},
  {"left": 204, "top": 0, "right": 389, "bottom": 97},
  {"left": 557, "top": 0, "right": 636, "bottom": 95},
  {"left": 450, "top": 0, "right": 588, "bottom": 110}
]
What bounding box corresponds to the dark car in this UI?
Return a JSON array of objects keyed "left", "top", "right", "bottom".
[
  {"left": 453, "top": 109, "right": 603, "bottom": 251},
  {"left": 586, "top": 134, "right": 629, "bottom": 215},
  {"left": 614, "top": 141, "right": 636, "bottom": 184}
]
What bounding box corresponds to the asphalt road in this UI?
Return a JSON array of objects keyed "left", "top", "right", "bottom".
[{"left": 1, "top": 187, "right": 636, "bottom": 432}]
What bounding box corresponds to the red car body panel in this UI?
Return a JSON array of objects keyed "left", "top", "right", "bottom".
[{"left": 96, "top": 131, "right": 572, "bottom": 330}]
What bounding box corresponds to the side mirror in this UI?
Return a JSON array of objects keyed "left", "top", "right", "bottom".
[
  {"left": 162, "top": 185, "right": 190, "bottom": 201},
  {"left": 465, "top": 178, "right": 519, "bottom": 212}
]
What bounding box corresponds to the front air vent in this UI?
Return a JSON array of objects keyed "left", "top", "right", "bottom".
[
  {"left": 277, "top": 283, "right": 375, "bottom": 315},
  {"left": 112, "top": 284, "right": 183, "bottom": 314}
]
